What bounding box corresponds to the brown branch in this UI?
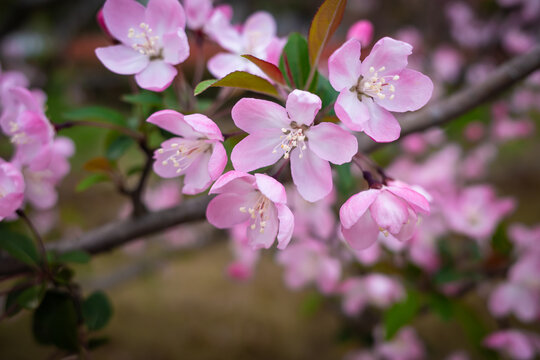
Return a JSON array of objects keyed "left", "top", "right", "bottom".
[
  {"left": 1, "top": 46, "right": 540, "bottom": 277},
  {"left": 357, "top": 43, "right": 540, "bottom": 153}
]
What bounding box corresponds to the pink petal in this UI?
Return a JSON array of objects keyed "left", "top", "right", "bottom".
[
  {"left": 335, "top": 90, "right": 369, "bottom": 131},
  {"left": 231, "top": 130, "right": 283, "bottom": 172},
  {"left": 162, "top": 31, "right": 190, "bottom": 65},
  {"left": 183, "top": 113, "right": 223, "bottom": 141},
  {"left": 370, "top": 190, "right": 409, "bottom": 234},
  {"left": 182, "top": 151, "right": 212, "bottom": 195},
  {"left": 276, "top": 204, "right": 294, "bottom": 249},
  {"left": 95, "top": 45, "right": 149, "bottom": 75},
  {"left": 147, "top": 110, "right": 199, "bottom": 138},
  {"left": 387, "top": 184, "right": 430, "bottom": 214},
  {"left": 207, "top": 53, "right": 248, "bottom": 79},
  {"left": 290, "top": 146, "right": 332, "bottom": 202},
  {"left": 152, "top": 138, "right": 190, "bottom": 178},
  {"left": 206, "top": 193, "right": 251, "bottom": 228},
  {"left": 392, "top": 208, "right": 418, "bottom": 242},
  {"left": 135, "top": 60, "right": 177, "bottom": 91},
  {"left": 363, "top": 97, "right": 401, "bottom": 142},
  {"left": 285, "top": 90, "right": 321, "bottom": 127},
  {"left": 103, "top": 0, "right": 146, "bottom": 44},
  {"left": 254, "top": 173, "right": 287, "bottom": 204},
  {"left": 361, "top": 37, "right": 412, "bottom": 77},
  {"left": 208, "top": 142, "right": 227, "bottom": 180},
  {"left": 231, "top": 98, "right": 289, "bottom": 133},
  {"left": 248, "top": 203, "right": 279, "bottom": 249},
  {"left": 328, "top": 39, "right": 362, "bottom": 91},
  {"left": 243, "top": 12, "right": 276, "bottom": 52},
  {"left": 341, "top": 211, "right": 380, "bottom": 250},
  {"left": 209, "top": 170, "right": 255, "bottom": 195},
  {"left": 145, "top": 0, "right": 186, "bottom": 37},
  {"left": 376, "top": 69, "right": 433, "bottom": 113},
  {"left": 340, "top": 189, "right": 379, "bottom": 229},
  {"left": 307, "top": 122, "right": 358, "bottom": 165}
]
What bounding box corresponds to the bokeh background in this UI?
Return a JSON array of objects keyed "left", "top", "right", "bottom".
[{"left": 1, "top": 0, "right": 540, "bottom": 359}]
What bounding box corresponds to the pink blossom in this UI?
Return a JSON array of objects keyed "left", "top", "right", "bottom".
[
  {"left": 508, "top": 223, "right": 540, "bottom": 253},
  {"left": 340, "top": 181, "right": 430, "bottom": 250},
  {"left": 341, "top": 274, "right": 404, "bottom": 315},
  {"left": 432, "top": 46, "right": 463, "bottom": 83},
  {"left": 444, "top": 185, "right": 514, "bottom": 243},
  {"left": 503, "top": 28, "right": 535, "bottom": 55},
  {"left": 227, "top": 223, "right": 260, "bottom": 281},
  {"left": 148, "top": 110, "right": 226, "bottom": 195},
  {"left": 207, "top": 11, "right": 280, "bottom": 78},
  {"left": 288, "top": 187, "right": 336, "bottom": 240},
  {"left": 484, "top": 330, "right": 540, "bottom": 360},
  {"left": 277, "top": 239, "right": 341, "bottom": 294},
  {"left": 461, "top": 143, "right": 497, "bottom": 180},
  {"left": 510, "top": 254, "right": 540, "bottom": 290},
  {"left": 183, "top": 0, "right": 213, "bottom": 31},
  {"left": 489, "top": 282, "right": 540, "bottom": 322},
  {"left": 375, "top": 326, "right": 425, "bottom": 360},
  {"left": 22, "top": 137, "right": 74, "bottom": 210},
  {"left": 347, "top": 20, "right": 374, "bottom": 47},
  {"left": 231, "top": 90, "right": 357, "bottom": 202},
  {"left": 463, "top": 121, "right": 485, "bottom": 142},
  {"left": 328, "top": 37, "right": 433, "bottom": 142},
  {"left": 0, "top": 160, "right": 25, "bottom": 221},
  {"left": 206, "top": 171, "right": 294, "bottom": 250},
  {"left": 95, "top": 0, "right": 189, "bottom": 92}
]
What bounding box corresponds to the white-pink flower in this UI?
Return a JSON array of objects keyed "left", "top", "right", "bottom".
[
  {"left": 0, "top": 160, "right": 25, "bottom": 221},
  {"left": 347, "top": 20, "right": 374, "bottom": 47},
  {"left": 328, "top": 37, "right": 433, "bottom": 142},
  {"left": 340, "top": 181, "right": 430, "bottom": 250},
  {"left": 231, "top": 90, "right": 358, "bottom": 202},
  {"left": 95, "top": 0, "right": 189, "bottom": 92},
  {"left": 183, "top": 0, "right": 213, "bottom": 31},
  {"left": 148, "top": 110, "right": 226, "bottom": 195},
  {"left": 489, "top": 282, "right": 540, "bottom": 322},
  {"left": 206, "top": 171, "right": 294, "bottom": 250}
]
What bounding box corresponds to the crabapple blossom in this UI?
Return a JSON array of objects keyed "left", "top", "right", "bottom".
[
  {"left": 340, "top": 180, "right": 430, "bottom": 250},
  {"left": 206, "top": 171, "right": 294, "bottom": 250},
  {"left": 509, "top": 223, "right": 540, "bottom": 253},
  {"left": 341, "top": 274, "right": 404, "bottom": 315},
  {"left": 231, "top": 90, "right": 358, "bottom": 202},
  {"left": 95, "top": 0, "right": 189, "bottom": 91},
  {"left": 287, "top": 187, "right": 336, "bottom": 240},
  {"left": 328, "top": 37, "right": 433, "bottom": 142},
  {"left": 227, "top": 223, "right": 260, "bottom": 281},
  {"left": 0, "top": 160, "right": 25, "bottom": 221},
  {"left": 484, "top": 330, "right": 540, "bottom": 360},
  {"left": 489, "top": 282, "right": 539, "bottom": 322},
  {"left": 183, "top": 0, "right": 213, "bottom": 31},
  {"left": 347, "top": 20, "right": 374, "bottom": 47},
  {"left": 375, "top": 326, "right": 426, "bottom": 360},
  {"left": 147, "top": 110, "right": 226, "bottom": 195},
  {"left": 277, "top": 239, "right": 341, "bottom": 294}
]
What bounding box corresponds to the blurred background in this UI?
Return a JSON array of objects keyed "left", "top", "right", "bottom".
[{"left": 1, "top": 0, "right": 540, "bottom": 359}]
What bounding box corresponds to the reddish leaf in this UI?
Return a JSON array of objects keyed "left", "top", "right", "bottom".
[
  {"left": 194, "top": 71, "right": 280, "bottom": 98},
  {"left": 308, "top": 0, "right": 347, "bottom": 67},
  {"left": 242, "top": 55, "right": 286, "bottom": 85}
]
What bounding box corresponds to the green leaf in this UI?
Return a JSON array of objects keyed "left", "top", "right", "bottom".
[
  {"left": 335, "top": 163, "right": 354, "bottom": 197},
  {"left": 33, "top": 290, "right": 79, "bottom": 351},
  {"left": 279, "top": 33, "right": 312, "bottom": 89},
  {"left": 4, "top": 283, "right": 27, "bottom": 317},
  {"left": 16, "top": 284, "right": 46, "bottom": 310},
  {"left": 427, "top": 293, "right": 453, "bottom": 321},
  {"left": 317, "top": 74, "right": 339, "bottom": 109},
  {"left": 301, "top": 293, "right": 324, "bottom": 317},
  {"left": 242, "top": 55, "right": 286, "bottom": 85},
  {"left": 453, "top": 301, "right": 496, "bottom": 358},
  {"left": 83, "top": 157, "right": 113, "bottom": 174},
  {"left": 82, "top": 291, "right": 113, "bottom": 332},
  {"left": 76, "top": 174, "right": 109, "bottom": 192},
  {"left": 53, "top": 266, "right": 75, "bottom": 285},
  {"left": 63, "top": 106, "right": 126, "bottom": 126},
  {"left": 308, "top": 0, "right": 347, "bottom": 66},
  {"left": 56, "top": 250, "right": 91, "bottom": 264},
  {"left": 0, "top": 230, "right": 40, "bottom": 267},
  {"left": 491, "top": 222, "right": 512, "bottom": 255},
  {"left": 122, "top": 91, "right": 162, "bottom": 107},
  {"left": 195, "top": 72, "right": 280, "bottom": 98},
  {"left": 383, "top": 290, "right": 422, "bottom": 339},
  {"left": 106, "top": 135, "right": 134, "bottom": 160}
]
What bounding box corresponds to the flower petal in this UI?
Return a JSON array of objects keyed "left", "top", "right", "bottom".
[
  {"left": 208, "top": 142, "right": 227, "bottom": 180},
  {"left": 243, "top": 11, "right": 276, "bottom": 52},
  {"left": 255, "top": 173, "right": 287, "bottom": 204},
  {"left": 339, "top": 189, "right": 379, "bottom": 229},
  {"left": 135, "top": 60, "right": 177, "bottom": 91},
  {"left": 334, "top": 90, "right": 370, "bottom": 132},
  {"left": 285, "top": 90, "right": 321, "bottom": 127},
  {"left": 341, "top": 211, "right": 380, "bottom": 250},
  {"left": 95, "top": 45, "right": 149, "bottom": 75},
  {"left": 370, "top": 190, "right": 409, "bottom": 234},
  {"left": 376, "top": 69, "right": 433, "bottom": 113},
  {"left": 231, "top": 130, "right": 284, "bottom": 172},
  {"left": 307, "top": 122, "right": 358, "bottom": 165},
  {"left": 206, "top": 193, "right": 251, "bottom": 228},
  {"left": 387, "top": 184, "right": 430, "bottom": 214},
  {"left": 248, "top": 203, "right": 279, "bottom": 249},
  {"left": 182, "top": 151, "right": 212, "bottom": 194},
  {"left": 209, "top": 170, "right": 255, "bottom": 195},
  {"left": 231, "top": 98, "right": 289, "bottom": 133},
  {"left": 276, "top": 203, "right": 294, "bottom": 249},
  {"left": 290, "top": 146, "right": 332, "bottom": 202},
  {"left": 328, "top": 38, "right": 362, "bottom": 91},
  {"left": 147, "top": 110, "right": 200, "bottom": 138},
  {"left": 361, "top": 37, "right": 412, "bottom": 77},
  {"left": 162, "top": 30, "right": 190, "bottom": 65},
  {"left": 103, "top": 0, "right": 146, "bottom": 44},
  {"left": 145, "top": 0, "right": 186, "bottom": 37},
  {"left": 207, "top": 53, "right": 248, "bottom": 79},
  {"left": 363, "top": 97, "right": 401, "bottom": 142}
]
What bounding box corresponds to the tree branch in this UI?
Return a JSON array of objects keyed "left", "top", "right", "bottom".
[{"left": 1, "top": 46, "right": 540, "bottom": 277}]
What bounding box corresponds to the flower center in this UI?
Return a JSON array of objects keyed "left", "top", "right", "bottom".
[
  {"left": 157, "top": 140, "right": 211, "bottom": 174},
  {"left": 128, "top": 23, "right": 161, "bottom": 58},
  {"left": 352, "top": 66, "right": 400, "bottom": 101},
  {"left": 239, "top": 193, "right": 270, "bottom": 233},
  {"left": 273, "top": 123, "right": 308, "bottom": 160}
]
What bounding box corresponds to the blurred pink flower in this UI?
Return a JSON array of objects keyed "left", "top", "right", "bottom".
[
  {"left": 463, "top": 121, "right": 485, "bottom": 142},
  {"left": 95, "top": 0, "right": 189, "bottom": 91},
  {"left": 489, "top": 282, "right": 540, "bottom": 322},
  {"left": 432, "top": 46, "right": 463, "bottom": 83},
  {"left": 206, "top": 171, "right": 294, "bottom": 250},
  {"left": 227, "top": 223, "right": 260, "bottom": 281},
  {"left": 508, "top": 223, "right": 540, "bottom": 253},
  {"left": 347, "top": 20, "right": 374, "bottom": 47},
  {"left": 148, "top": 110, "right": 226, "bottom": 195},
  {"left": 183, "top": 0, "right": 213, "bottom": 31},
  {"left": 341, "top": 274, "right": 404, "bottom": 315},
  {"left": 231, "top": 90, "right": 357, "bottom": 202},
  {"left": 340, "top": 180, "right": 430, "bottom": 250},
  {"left": 288, "top": 186, "right": 336, "bottom": 240},
  {"left": 484, "top": 330, "right": 540, "bottom": 360},
  {"left": 375, "top": 326, "right": 425, "bottom": 360},
  {"left": 328, "top": 37, "right": 433, "bottom": 142},
  {"left": 0, "top": 160, "right": 25, "bottom": 221}
]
